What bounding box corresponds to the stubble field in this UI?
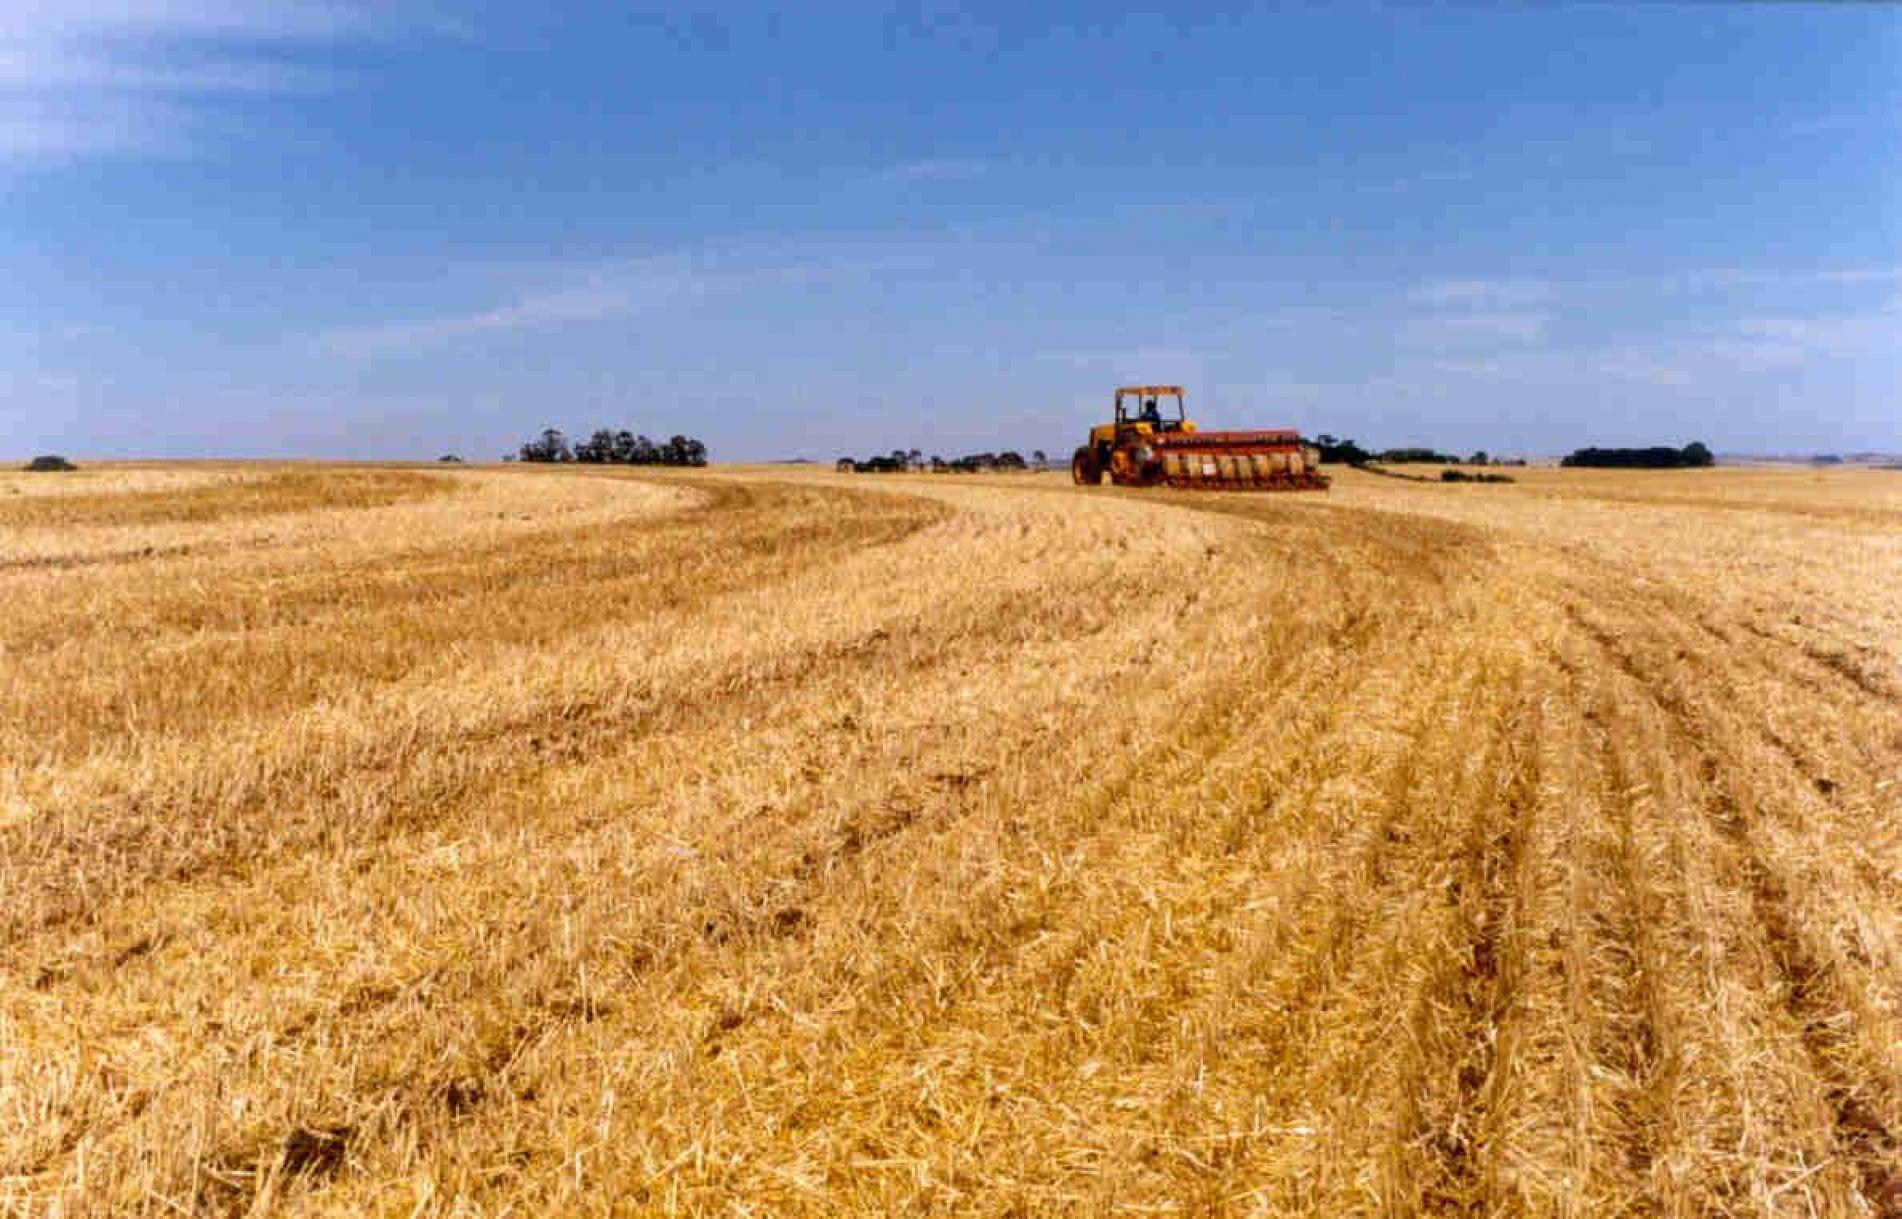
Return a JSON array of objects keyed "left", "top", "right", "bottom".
[{"left": 1, "top": 460, "right": 1897, "bottom": 1216}]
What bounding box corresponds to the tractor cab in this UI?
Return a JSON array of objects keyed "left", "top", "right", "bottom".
[
  {"left": 1114, "top": 385, "right": 1190, "bottom": 434},
  {"left": 1090, "top": 385, "right": 1196, "bottom": 451}
]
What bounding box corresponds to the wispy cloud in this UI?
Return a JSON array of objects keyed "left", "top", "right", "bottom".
[
  {"left": 1407, "top": 279, "right": 1553, "bottom": 308},
  {"left": 1364, "top": 167, "right": 1477, "bottom": 196},
  {"left": 882, "top": 157, "right": 987, "bottom": 183},
  {"left": 0, "top": 2, "right": 370, "bottom": 39},
  {"left": 1407, "top": 312, "right": 1548, "bottom": 345},
  {"left": 1694, "top": 265, "right": 1902, "bottom": 287},
  {"left": 1409, "top": 266, "right": 1902, "bottom": 303},
  {"left": 1782, "top": 111, "right": 1902, "bottom": 138},
  {"left": 1420, "top": 293, "right": 1901, "bottom": 389},
  {"left": 320, "top": 260, "right": 694, "bottom": 356},
  {"left": 318, "top": 251, "right": 891, "bottom": 356},
  {"left": 322, "top": 287, "right": 644, "bottom": 357},
  {"left": 0, "top": 1, "right": 381, "bottom": 162},
  {"left": 1729, "top": 294, "right": 1901, "bottom": 353},
  {"left": 1428, "top": 346, "right": 1694, "bottom": 387},
  {"left": 1403, "top": 279, "right": 1552, "bottom": 348}
]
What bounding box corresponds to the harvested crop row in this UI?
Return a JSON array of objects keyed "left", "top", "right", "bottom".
[{"left": 1, "top": 463, "right": 1895, "bottom": 1216}]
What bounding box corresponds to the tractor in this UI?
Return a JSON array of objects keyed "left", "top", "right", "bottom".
[{"left": 1071, "top": 386, "right": 1328, "bottom": 491}]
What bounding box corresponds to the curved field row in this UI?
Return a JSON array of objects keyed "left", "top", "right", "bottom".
[
  {"left": 0, "top": 464, "right": 1895, "bottom": 1216},
  {"left": 0, "top": 466, "right": 695, "bottom": 575},
  {"left": 0, "top": 470, "right": 453, "bottom": 531}
]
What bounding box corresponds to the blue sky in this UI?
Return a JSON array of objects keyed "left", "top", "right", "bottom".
[{"left": 2, "top": 3, "right": 1897, "bottom": 461}]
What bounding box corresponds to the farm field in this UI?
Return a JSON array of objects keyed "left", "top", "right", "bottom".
[{"left": 1, "top": 461, "right": 1897, "bottom": 1216}]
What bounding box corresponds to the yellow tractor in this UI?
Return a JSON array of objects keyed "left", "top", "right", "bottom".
[{"left": 1071, "top": 385, "right": 1328, "bottom": 490}]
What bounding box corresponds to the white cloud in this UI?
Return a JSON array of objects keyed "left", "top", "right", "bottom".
[
  {"left": 1729, "top": 298, "right": 1901, "bottom": 354},
  {"left": 1406, "top": 311, "right": 1548, "bottom": 345},
  {"left": 1419, "top": 294, "right": 1900, "bottom": 389},
  {"left": 1401, "top": 279, "right": 1555, "bottom": 349},
  {"left": 0, "top": 1, "right": 379, "bottom": 162},
  {"left": 1407, "top": 279, "right": 1552, "bottom": 308},
  {"left": 1424, "top": 352, "right": 1563, "bottom": 381},
  {"left": 883, "top": 157, "right": 987, "bottom": 183},
  {"left": 320, "top": 262, "right": 688, "bottom": 356},
  {"left": 1051, "top": 344, "right": 1201, "bottom": 373},
  {"left": 0, "top": 95, "right": 185, "bottom": 157},
  {"left": 1694, "top": 265, "right": 1902, "bottom": 287},
  {"left": 1365, "top": 168, "right": 1476, "bottom": 195},
  {"left": 1783, "top": 112, "right": 1902, "bottom": 138},
  {"left": 318, "top": 252, "right": 879, "bottom": 356},
  {"left": 0, "top": 46, "right": 336, "bottom": 94},
  {"left": 322, "top": 288, "right": 640, "bottom": 356}
]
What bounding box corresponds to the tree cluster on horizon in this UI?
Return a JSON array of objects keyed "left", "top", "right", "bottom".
[
  {"left": 1561, "top": 442, "right": 1714, "bottom": 469},
  {"left": 516, "top": 428, "right": 708, "bottom": 466},
  {"left": 836, "top": 448, "right": 1045, "bottom": 474},
  {"left": 1306, "top": 436, "right": 1529, "bottom": 467}
]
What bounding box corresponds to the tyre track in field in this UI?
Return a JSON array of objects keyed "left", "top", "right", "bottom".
[
  {"left": 1, "top": 483, "right": 928, "bottom": 761},
  {"left": 298, "top": 496, "right": 1479, "bottom": 1215},
  {"left": 829, "top": 576, "right": 1471, "bottom": 1215},
  {"left": 592, "top": 582, "right": 1454, "bottom": 1213},
  {"left": 1258, "top": 648, "right": 1494, "bottom": 1212},
  {"left": 1577, "top": 677, "right": 1676, "bottom": 1201},
  {"left": 1424, "top": 695, "right": 1541, "bottom": 1216},
  {"left": 1600, "top": 580, "right": 1902, "bottom": 958},
  {"left": 1227, "top": 484, "right": 1898, "bottom": 1213},
  {"left": 1559, "top": 598, "right": 1902, "bottom": 1214},
  {"left": 151, "top": 642, "right": 1186, "bottom": 1210},
  {"left": 1369, "top": 669, "right": 1542, "bottom": 1218},
  {"left": 1113, "top": 490, "right": 1556, "bottom": 1213},
  {"left": 5, "top": 559, "right": 1024, "bottom": 967},
  {"left": 1789, "top": 636, "right": 1899, "bottom": 706},
  {"left": 0, "top": 470, "right": 452, "bottom": 532},
  {"left": 0, "top": 475, "right": 718, "bottom": 653},
  {"left": 10, "top": 491, "right": 1452, "bottom": 1212},
  {"left": 0, "top": 484, "right": 948, "bottom": 950},
  {"left": 0, "top": 471, "right": 465, "bottom": 578},
  {"left": 3, "top": 486, "right": 1308, "bottom": 1182},
  {"left": 1542, "top": 643, "right": 1681, "bottom": 1209},
  {"left": 1658, "top": 592, "right": 1894, "bottom": 801},
  {"left": 8, "top": 501, "right": 1071, "bottom": 1195},
  {"left": 1246, "top": 635, "right": 1488, "bottom": 1074},
  {"left": 16, "top": 474, "right": 1895, "bottom": 1215},
  {"left": 1083, "top": 582, "right": 1533, "bottom": 1213}
]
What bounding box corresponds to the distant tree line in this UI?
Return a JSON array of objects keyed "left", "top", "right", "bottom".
[
  {"left": 1309, "top": 432, "right": 1718, "bottom": 471},
  {"left": 25, "top": 455, "right": 76, "bottom": 472},
  {"left": 836, "top": 448, "right": 1045, "bottom": 474},
  {"left": 1360, "top": 463, "right": 1514, "bottom": 485},
  {"left": 1561, "top": 442, "right": 1713, "bottom": 469},
  {"left": 1306, "top": 436, "right": 1528, "bottom": 468},
  {"left": 1376, "top": 446, "right": 1462, "bottom": 464},
  {"left": 516, "top": 428, "right": 708, "bottom": 466},
  {"left": 1307, "top": 435, "right": 1373, "bottom": 465}
]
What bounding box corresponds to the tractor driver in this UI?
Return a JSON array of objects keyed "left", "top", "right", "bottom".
[{"left": 1141, "top": 397, "right": 1162, "bottom": 426}]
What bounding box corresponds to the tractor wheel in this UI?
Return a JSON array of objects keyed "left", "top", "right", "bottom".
[{"left": 1071, "top": 447, "right": 1100, "bottom": 486}]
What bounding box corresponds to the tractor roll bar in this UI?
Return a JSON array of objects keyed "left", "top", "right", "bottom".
[{"left": 1114, "top": 385, "right": 1185, "bottom": 423}]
